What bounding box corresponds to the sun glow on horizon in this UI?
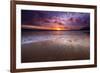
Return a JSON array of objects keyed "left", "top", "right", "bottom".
[
  {"left": 56, "top": 28, "right": 62, "bottom": 30},
  {"left": 53, "top": 27, "right": 65, "bottom": 31}
]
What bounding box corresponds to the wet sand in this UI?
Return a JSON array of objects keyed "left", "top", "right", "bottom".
[{"left": 21, "top": 31, "right": 90, "bottom": 63}]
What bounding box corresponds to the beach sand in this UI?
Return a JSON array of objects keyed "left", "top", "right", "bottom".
[{"left": 21, "top": 34, "right": 90, "bottom": 63}]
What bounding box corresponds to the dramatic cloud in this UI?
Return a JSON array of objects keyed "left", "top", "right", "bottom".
[{"left": 21, "top": 10, "right": 90, "bottom": 30}]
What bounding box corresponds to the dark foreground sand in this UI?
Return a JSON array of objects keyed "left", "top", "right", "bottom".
[{"left": 21, "top": 37, "right": 90, "bottom": 63}]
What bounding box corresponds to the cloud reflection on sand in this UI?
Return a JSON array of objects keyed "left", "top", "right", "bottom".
[
  {"left": 21, "top": 30, "right": 90, "bottom": 62},
  {"left": 22, "top": 30, "right": 89, "bottom": 48}
]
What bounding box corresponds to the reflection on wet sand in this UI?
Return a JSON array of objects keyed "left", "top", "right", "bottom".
[{"left": 21, "top": 30, "right": 90, "bottom": 63}]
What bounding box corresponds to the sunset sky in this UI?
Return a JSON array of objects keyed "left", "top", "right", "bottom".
[{"left": 21, "top": 10, "right": 90, "bottom": 30}]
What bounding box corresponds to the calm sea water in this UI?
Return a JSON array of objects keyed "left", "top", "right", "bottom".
[{"left": 21, "top": 30, "right": 90, "bottom": 44}]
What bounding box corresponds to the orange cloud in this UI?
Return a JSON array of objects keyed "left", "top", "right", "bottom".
[{"left": 22, "top": 24, "right": 69, "bottom": 30}]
